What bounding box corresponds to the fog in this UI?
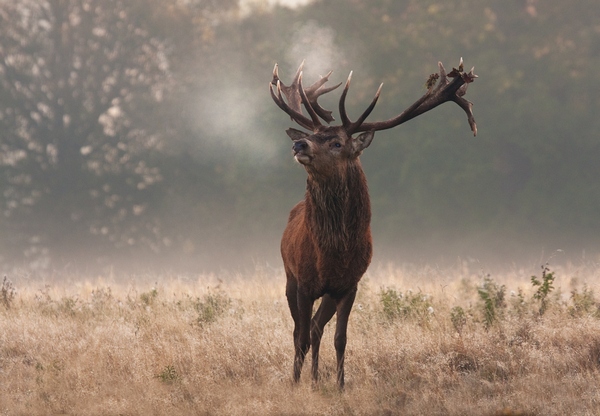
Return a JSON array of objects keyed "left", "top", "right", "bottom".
[{"left": 1, "top": 0, "right": 600, "bottom": 277}]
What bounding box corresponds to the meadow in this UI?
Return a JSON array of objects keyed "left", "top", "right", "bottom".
[{"left": 1, "top": 261, "right": 600, "bottom": 415}]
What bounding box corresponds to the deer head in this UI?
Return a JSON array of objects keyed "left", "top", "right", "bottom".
[{"left": 270, "top": 59, "right": 477, "bottom": 175}]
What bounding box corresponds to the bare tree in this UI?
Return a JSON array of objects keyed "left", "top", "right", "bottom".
[{"left": 0, "top": 0, "right": 173, "bottom": 265}]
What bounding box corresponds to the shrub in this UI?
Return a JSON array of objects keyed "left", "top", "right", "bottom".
[
  {"left": 379, "top": 287, "right": 433, "bottom": 324},
  {"left": 58, "top": 296, "right": 79, "bottom": 317},
  {"left": 140, "top": 287, "right": 158, "bottom": 306},
  {"left": 156, "top": 365, "right": 179, "bottom": 384},
  {"left": 531, "top": 264, "right": 555, "bottom": 316},
  {"left": 509, "top": 288, "right": 527, "bottom": 319},
  {"left": 477, "top": 276, "right": 506, "bottom": 329},
  {"left": 91, "top": 287, "right": 113, "bottom": 311},
  {"left": 450, "top": 306, "right": 467, "bottom": 335},
  {"left": 195, "top": 290, "right": 232, "bottom": 325},
  {"left": 1, "top": 276, "right": 16, "bottom": 309},
  {"left": 569, "top": 284, "right": 600, "bottom": 318}
]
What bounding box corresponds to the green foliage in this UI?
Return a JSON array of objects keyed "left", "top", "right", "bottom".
[
  {"left": 195, "top": 291, "right": 232, "bottom": 325},
  {"left": 450, "top": 306, "right": 467, "bottom": 335},
  {"left": 90, "top": 287, "right": 113, "bottom": 312},
  {"left": 510, "top": 288, "right": 528, "bottom": 319},
  {"left": 58, "top": 297, "right": 79, "bottom": 317},
  {"left": 140, "top": 288, "right": 158, "bottom": 307},
  {"left": 531, "top": 265, "right": 556, "bottom": 316},
  {"left": 477, "top": 277, "right": 506, "bottom": 329},
  {"left": 379, "top": 287, "right": 433, "bottom": 323},
  {"left": 1, "top": 276, "right": 16, "bottom": 309},
  {"left": 156, "top": 365, "right": 180, "bottom": 384},
  {"left": 569, "top": 285, "right": 600, "bottom": 318}
]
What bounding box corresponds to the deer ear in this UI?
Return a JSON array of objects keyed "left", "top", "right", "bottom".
[
  {"left": 352, "top": 131, "right": 375, "bottom": 154},
  {"left": 286, "top": 128, "right": 310, "bottom": 141}
]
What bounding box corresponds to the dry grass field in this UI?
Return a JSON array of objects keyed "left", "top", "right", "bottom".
[{"left": 1, "top": 261, "right": 600, "bottom": 415}]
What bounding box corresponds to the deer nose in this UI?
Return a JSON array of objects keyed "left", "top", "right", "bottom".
[{"left": 293, "top": 140, "right": 308, "bottom": 153}]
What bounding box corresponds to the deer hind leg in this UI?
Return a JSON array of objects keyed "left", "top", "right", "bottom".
[
  {"left": 286, "top": 276, "right": 314, "bottom": 383},
  {"left": 310, "top": 294, "right": 336, "bottom": 383},
  {"left": 334, "top": 288, "right": 357, "bottom": 389}
]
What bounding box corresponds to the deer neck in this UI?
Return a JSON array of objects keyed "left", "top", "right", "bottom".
[{"left": 305, "top": 161, "right": 371, "bottom": 252}]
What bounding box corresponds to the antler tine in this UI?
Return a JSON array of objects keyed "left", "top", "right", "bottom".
[
  {"left": 272, "top": 63, "right": 280, "bottom": 85},
  {"left": 298, "top": 72, "right": 323, "bottom": 128},
  {"left": 304, "top": 70, "right": 342, "bottom": 123},
  {"left": 350, "top": 83, "right": 383, "bottom": 133},
  {"left": 338, "top": 71, "right": 353, "bottom": 129},
  {"left": 456, "top": 93, "right": 477, "bottom": 136},
  {"left": 338, "top": 71, "right": 384, "bottom": 134},
  {"left": 292, "top": 60, "right": 305, "bottom": 84},
  {"left": 269, "top": 80, "right": 314, "bottom": 131},
  {"left": 306, "top": 70, "right": 334, "bottom": 92}
]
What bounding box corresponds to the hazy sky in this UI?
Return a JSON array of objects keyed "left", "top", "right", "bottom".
[
  {"left": 240, "top": 0, "right": 313, "bottom": 15},
  {"left": 248, "top": 0, "right": 313, "bottom": 6}
]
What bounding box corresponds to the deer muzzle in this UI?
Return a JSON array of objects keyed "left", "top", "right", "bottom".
[{"left": 292, "top": 140, "right": 312, "bottom": 165}]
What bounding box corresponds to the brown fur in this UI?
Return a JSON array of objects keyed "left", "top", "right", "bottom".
[
  {"left": 282, "top": 159, "right": 372, "bottom": 299},
  {"left": 270, "top": 59, "right": 477, "bottom": 389},
  {"left": 280, "top": 131, "right": 374, "bottom": 389}
]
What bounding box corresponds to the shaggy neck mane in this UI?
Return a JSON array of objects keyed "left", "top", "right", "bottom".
[{"left": 305, "top": 161, "right": 371, "bottom": 252}]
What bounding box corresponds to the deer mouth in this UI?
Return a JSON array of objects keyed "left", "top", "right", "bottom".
[
  {"left": 294, "top": 153, "right": 312, "bottom": 165},
  {"left": 294, "top": 152, "right": 312, "bottom": 165}
]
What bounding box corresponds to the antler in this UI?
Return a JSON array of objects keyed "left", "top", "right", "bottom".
[
  {"left": 345, "top": 58, "right": 478, "bottom": 136},
  {"left": 270, "top": 61, "right": 342, "bottom": 129},
  {"left": 270, "top": 58, "right": 478, "bottom": 136}
]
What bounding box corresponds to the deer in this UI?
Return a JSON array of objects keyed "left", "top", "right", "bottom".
[{"left": 269, "top": 59, "right": 477, "bottom": 389}]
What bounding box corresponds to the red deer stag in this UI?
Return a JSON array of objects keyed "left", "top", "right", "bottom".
[{"left": 270, "top": 59, "right": 477, "bottom": 388}]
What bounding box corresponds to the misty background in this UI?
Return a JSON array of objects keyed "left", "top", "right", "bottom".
[{"left": 1, "top": 0, "right": 599, "bottom": 275}]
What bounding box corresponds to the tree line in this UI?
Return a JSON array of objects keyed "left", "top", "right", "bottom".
[{"left": 1, "top": 0, "right": 599, "bottom": 273}]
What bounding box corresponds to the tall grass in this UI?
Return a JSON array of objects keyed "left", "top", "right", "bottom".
[{"left": 1, "top": 262, "right": 600, "bottom": 415}]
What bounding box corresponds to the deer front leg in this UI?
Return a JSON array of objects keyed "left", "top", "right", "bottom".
[
  {"left": 334, "top": 288, "right": 357, "bottom": 389},
  {"left": 310, "top": 294, "right": 337, "bottom": 383},
  {"left": 293, "top": 290, "right": 314, "bottom": 383}
]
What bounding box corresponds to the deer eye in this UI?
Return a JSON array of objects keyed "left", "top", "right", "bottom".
[{"left": 334, "top": 143, "right": 342, "bottom": 148}]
